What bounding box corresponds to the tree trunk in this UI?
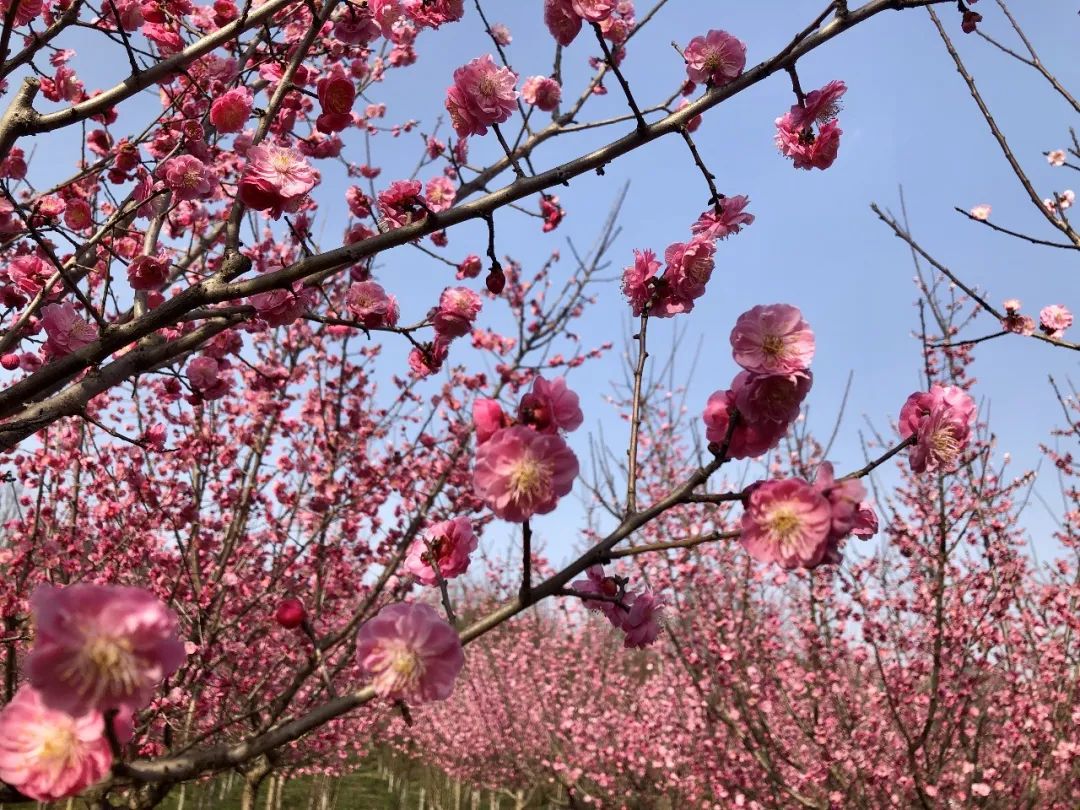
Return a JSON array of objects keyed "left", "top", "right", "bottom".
[
  {"left": 514, "top": 789, "right": 525, "bottom": 810},
  {"left": 240, "top": 757, "right": 272, "bottom": 810}
]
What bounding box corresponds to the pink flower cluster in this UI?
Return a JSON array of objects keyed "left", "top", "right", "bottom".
[
  {"left": 407, "top": 286, "right": 484, "bottom": 378},
  {"left": 775, "top": 80, "right": 847, "bottom": 170},
  {"left": 346, "top": 280, "right": 400, "bottom": 329},
  {"left": 621, "top": 198, "right": 754, "bottom": 318},
  {"left": 739, "top": 462, "right": 875, "bottom": 570},
  {"left": 522, "top": 75, "right": 562, "bottom": 112},
  {"left": 683, "top": 30, "right": 746, "bottom": 87},
  {"left": 898, "top": 384, "right": 976, "bottom": 473},
  {"left": 701, "top": 304, "right": 815, "bottom": 460},
  {"left": 543, "top": 0, "right": 632, "bottom": 46},
  {"left": 404, "top": 517, "right": 478, "bottom": 586},
  {"left": 472, "top": 376, "right": 582, "bottom": 522},
  {"left": 356, "top": 602, "right": 464, "bottom": 703},
  {"left": 238, "top": 145, "right": 318, "bottom": 219},
  {"left": 0, "top": 584, "right": 185, "bottom": 800},
  {"left": 571, "top": 565, "right": 663, "bottom": 648},
  {"left": 445, "top": 55, "right": 518, "bottom": 138}
]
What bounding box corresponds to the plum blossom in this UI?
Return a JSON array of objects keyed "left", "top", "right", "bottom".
[
  {"left": 571, "top": 0, "right": 616, "bottom": 22},
  {"left": 250, "top": 282, "right": 317, "bottom": 327},
  {"left": 473, "top": 425, "right": 579, "bottom": 522},
  {"left": 1047, "top": 149, "right": 1066, "bottom": 167},
  {"left": 730, "top": 304, "right": 815, "bottom": 375},
  {"left": 1039, "top": 304, "right": 1072, "bottom": 338},
  {"left": 664, "top": 237, "right": 716, "bottom": 307},
  {"left": 740, "top": 478, "right": 833, "bottom": 569},
  {"left": 691, "top": 195, "right": 755, "bottom": 240},
  {"left": 404, "top": 517, "right": 478, "bottom": 585},
  {"left": 683, "top": 30, "right": 746, "bottom": 86},
  {"left": 445, "top": 55, "right": 518, "bottom": 138},
  {"left": 733, "top": 370, "right": 813, "bottom": 425},
  {"left": 521, "top": 76, "right": 562, "bottom": 111},
  {"left": 518, "top": 376, "right": 583, "bottom": 434},
  {"left": 473, "top": 398, "right": 509, "bottom": 444},
  {"left": 25, "top": 583, "right": 186, "bottom": 716},
  {"left": 898, "top": 384, "right": 976, "bottom": 474},
  {"left": 812, "top": 461, "right": 872, "bottom": 563},
  {"left": 431, "top": 286, "right": 483, "bottom": 338},
  {"left": 0, "top": 686, "right": 129, "bottom": 801},
  {"left": 238, "top": 145, "right": 317, "bottom": 218},
  {"left": 128, "top": 252, "right": 171, "bottom": 291},
  {"left": 377, "top": 179, "right": 428, "bottom": 230},
  {"left": 41, "top": 302, "right": 97, "bottom": 356},
  {"left": 209, "top": 87, "right": 253, "bottom": 133},
  {"left": 620, "top": 589, "right": 664, "bottom": 648},
  {"left": 346, "top": 281, "right": 399, "bottom": 328},
  {"left": 356, "top": 602, "right": 464, "bottom": 703},
  {"left": 187, "top": 355, "right": 231, "bottom": 400},
  {"left": 571, "top": 565, "right": 627, "bottom": 625},
  {"left": 775, "top": 80, "right": 846, "bottom": 170},
  {"left": 544, "top": 0, "right": 582, "bottom": 46},
  {"left": 969, "top": 204, "right": 992, "bottom": 220},
  {"left": 158, "top": 155, "right": 215, "bottom": 201},
  {"left": 316, "top": 68, "right": 356, "bottom": 133},
  {"left": 702, "top": 375, "right": 806, "bottom": 461},
  {"left": 425, "top": 176, "right": 456, "bottom": 212}
]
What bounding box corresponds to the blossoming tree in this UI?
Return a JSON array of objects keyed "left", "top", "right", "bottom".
[{"left": 0, "top": 0, "right": 1073, "bottom": 806}]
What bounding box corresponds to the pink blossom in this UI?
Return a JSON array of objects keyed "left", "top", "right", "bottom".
[
  {"left": 1039, "top": 304, "right": 1072, "bottom": 338},
  {"left": 683, "top": 30, "right": 746, "bottom": 86},
  {"left": 473, "top": 425, "right": 579, "bottom": 522},
  {"left": 969, "top": 204, "right": 992, "bottom": 221},
  {"left": 676, "top": 98, "right": 702, "bottom": 133},
  {"left": 63, "top": 198, "right": 92, "bottom": 230},
  {"left": 732, "top": 370, "right": 813, "bottom": 425},
  {"left": 521, "top": 76, "right": 562, "bottom": 112},
  {"left": 898, "top": 384, "right": 976, "bottom": 474},
  {"left": 691, "top": 195, "right": 755, "bottom": 240},
  {"left": 518, "top": 376, "right": 584, "bottom": 434},
  {"left": 851, "top": 502, "right": 878, "bottom": 539},
  {"left": 431, "top": 286, "right": 483, "bottom": 338},
  {"left": 316, "top": 69, "right": 356, "bottom": 133},
  {"left": 620, "top": 589, "right": 663, "bottom": 648},
  {"left": 238, "top": 145, "right": 318, "bottom": 219},
  {"left": 425, "top": 176, "right": 456, "bottom": 213},
  {"left": 740, "top": 478, "right": 833, "bottom": 569},
  {"left": 408, "top": 338, "right": 450, "bottom": 378},
  {"left": 664, "top": 237, "right": 716, "bottom": 306},
  {"left": 473, "top": 398, "right": 509, "bottom": 444},
  {"left": 621, "top": 248, "right": 661, "bottom": 316},
  {"left": 404, "top": 517, "right": 478, "bottom": 585},
  {"left": 1047, "top": 149, "right": 1066, "bottom": 167},
  {"left": 250, "top": 282, "right": 316, "bottom": 327},
  {"left": 128, "top": 252, "right": 171, "bottom": 291},
  {"left": 811, "top": 462, "right": 870, "bottom": 563},
  {"left": 0, "top": 686, "right": 128, "bottom": 801},
  {"left": 730, "top": 304, "right": 815, "bottom": 375},
  {"left": 540, "top": 194, "right": 564, "bottom": 232},
  {"left": 25, "top": 583, "right": 186, "bottom": 716},
  {"left": 544, "top": 0, "right": 582, "bottom": 46},
  {"left": 356, "top": 602, "right": 464, "bottom": 703},
  {"left": 445, "top": 55, "right": 518, "bottom": 138},
  {"left": 158, "top": 154, "right": 214, "bottom": 200},
  {"left": 0, "top": 0, "right": 43, "bottom": 26},
  {"left": 209, "top": 87, "right": 253, "bottom": 133},
  {"left": 702, "top": 383, "right": 791, "bottom": 460},
  {"left": 187, "top": 355, "right": 231, "bottom": 400},
  {"left": 571, "top": 565, "right": 627, "bottom": 625},
  {"left": 403, "top": 0, "right": 463, "bottom": 28},
  {"left": 570, "top": 0, "right": 616, "bottom": 22},
  {"left": 490, "top": 22, "right": 512, "bottom": 45},
  {"left": 377, "top": 179, "right": 427, "bottom": 230},
  {"left": 775, "top": 80, "right": 846, "bottom": 170},
  {"left": 346, "top": 281, "right": 400, "bottom": 328},
  {"left": 41, "top": 302, "right": 97, "bottom": 356},
  {"left": 457, "top": 254, "right": 483, "bottom": 279}
]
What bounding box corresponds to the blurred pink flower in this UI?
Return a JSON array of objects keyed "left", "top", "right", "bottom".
[
  {"left": 404, "top": 517, "right": 478, "bottom": 586},
  {"left": 1039, "top": 304, "right": 1072, "bottom": 338},
  {"left": 356, "top": 602, "right": 464, "bottom": 702},
  {"left": 518, "top": 376, "right": 583, "bottom": 434},
  {"left": 522, "top": 76, "right": 562, "bottom": 111},
  {"left": 347, "top": 281, "right": 400, "bottom": 329},
  {"left": 473, "top": 397, "right": 509, "bottom": 444},
  {"left": 431, "top": 286, "right": 483, "bottom": 338},
  {"left": 41, "top": 302, "right": 97, "bottom": 356}
]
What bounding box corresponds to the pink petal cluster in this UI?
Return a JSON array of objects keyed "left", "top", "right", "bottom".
[
  {"left": 683, "top": 30, "right": 746, "bottom": 87},
  {"left": 812, "top": 461, "right": 875, "bottom": 563},
  {"left": 250, "top": 282, "right": 317, "bottom": 327},
  {"left": 0, "top": 686, "right": 128, "bottom": 801},
  {"left": 702, "top": 304, "right": 815, "bottom": 460},
  {"left": 209, "top": 87, "right": 253, "bottom": 133},
  {"left": 1047, "top": 149, "right": 1066, "bottom": 167},
  {"left": 445, "top": 55, "right": 518, "bottom": 138},
  {"left": 1039, "top": 304, "right": 1072, "bottom": 338},
  {"left": 238, "top": 145, "right": 318, "bottom": 219},
  {"left": 518, "top": 376, "right": 584, "bottom": 434},
  {"left": 571, "top": 566, "right": 663, "bottom": 649},
  {"left": 431, "top": 286, "right": 483, "bottom": 338},
  {"left": 187, "top": 355, "right": 232, "bottom": 400},
  {"left": 425, "top": 176, "right": 456, "bottom": 213},
  {"left": 544, "top": 0, "right": 582, "bottom": 46},
  {"left": 26, "top": 583, "right": 186, "bottom": 716},
  {"left": 1000, "top": 299, "right": 1035, "bottom": 336},
  {"left": 356, "top": 602, "right": 464, "bottom": 703},
  {"left": 403, "top": 0, "right": 463, "bottom": 29},
  {"left": 898, "top": 384, "right": 976, "bottom": 474},
  {"left": 346, "top": 280, "right": 400, "bottom": 329},
  {"left": 377, "top": 179, "right": 427, "bottom": 230},
  {"left": 969, "top": 204, "right": 992, "bottom": 221},
  {"left": 740, "top": 478, "right": 833, "bottom": 569},
  {"left": 775, "top": 80, "right": 847, "bottom": 170},
  {"left": 41, "top": 302, "right": 97, "bottom": 357},
  {"left": 473, "top": 425, "right": 579, "bottom": 522},
  {"left": 127, "top": 252, "right": 171, "bottom": 291},
  {"left": 521, "top": 76, "right": 562, "bottom": 112},
  {"left": 316, "top": 68, "right": 356, "bottom": 133},
  {"left": 404, "top": 517, "right": 478, "bottom": 586},
  {"left": 571, "top": 0, "right": 616, "bottom": 22},
  {"left": 158, "top": 154, "right": 215, "bottom": 201},
  {"left": 473, "top": 397, "right": 510, "bottom": 444}
]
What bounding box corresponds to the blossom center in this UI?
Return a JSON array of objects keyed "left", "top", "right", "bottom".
[
  {"left": 37, "top": 726, "right": 78, "bottom": 764},
  {"left": 768, "top": 507, "right": 801, "bottom": 544},
  {"left": 762, "top": 334, "right": 786, "bottom": 359},
  {"left": 183, "top": 169, "right": 203, "bottom": 188},
  {"left": 76, "top": 634, "right": 138, "bottom": 696},
  {"left": 930, "top": 426, "right": 960, "bottom": 464},
  {"left": 509, "top": 455, "right": 551, "bottom": 502}
]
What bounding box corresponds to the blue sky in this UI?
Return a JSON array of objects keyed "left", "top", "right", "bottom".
[{"left": 27, "top": 2, "right": 1080, "bottom": 564}]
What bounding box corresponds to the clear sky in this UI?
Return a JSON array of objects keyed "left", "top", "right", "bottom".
[{"left": 30, "top": 2, "right": 1080, "bottom": 565}]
